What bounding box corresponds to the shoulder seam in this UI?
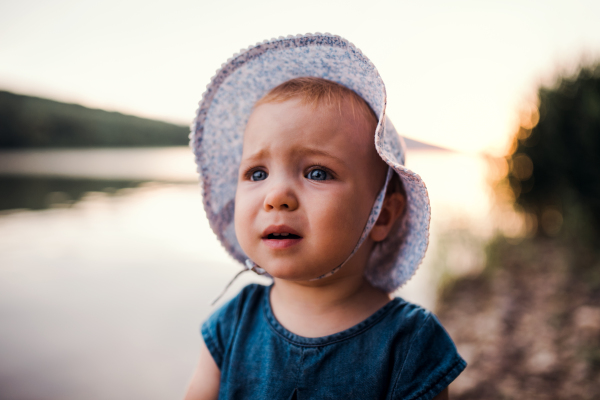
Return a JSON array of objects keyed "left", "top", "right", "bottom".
[
  {"left": 227, "top": 284, "right": 257, "bottom": 352},
  {"left": 390, "top": 311, "right": 433, "bottom": 397},
  {"left": 221, "top": 284, "right": 262, "bottom": 364}
]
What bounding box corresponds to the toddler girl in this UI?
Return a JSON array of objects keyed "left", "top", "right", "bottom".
[{"left": 185, "top": 34, "right": 466, "bottom": 400}]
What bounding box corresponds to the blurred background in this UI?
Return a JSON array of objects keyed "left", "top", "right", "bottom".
[{"left": 1, "top": 0, "right": 599, "bottom": 399}]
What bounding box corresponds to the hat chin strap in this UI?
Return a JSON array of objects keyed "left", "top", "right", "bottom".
[
  {"left": 307, "top": 166, "right": 393, "bottom": 281},
  {"left": 210, "top": 168, "right": 393, "bottom": 305}
]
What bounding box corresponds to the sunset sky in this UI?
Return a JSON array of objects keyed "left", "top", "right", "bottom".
[{"left": 1, "top": 0, "right": 599, "bottom": 155}]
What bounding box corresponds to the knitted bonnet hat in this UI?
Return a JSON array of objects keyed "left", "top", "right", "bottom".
[{"left": 190, "top": 33, "right": 431, "bottom": 293}]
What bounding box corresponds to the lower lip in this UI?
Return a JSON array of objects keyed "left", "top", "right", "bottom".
[{"left": 262, "top": 238, "right": 303, "bottom": 249}]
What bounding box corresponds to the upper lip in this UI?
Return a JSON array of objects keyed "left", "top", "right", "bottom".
[{"left": 262, "top": 225, "right": 302, "bottom": 238}]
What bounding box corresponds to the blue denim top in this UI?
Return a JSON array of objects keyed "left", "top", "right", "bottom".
[{"left": 202, "top": 284, "right": 466, "bottom": 400}]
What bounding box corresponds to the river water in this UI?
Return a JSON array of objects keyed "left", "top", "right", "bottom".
[{"left": 0, "top": 147, "right": 493, "bottom": 399}]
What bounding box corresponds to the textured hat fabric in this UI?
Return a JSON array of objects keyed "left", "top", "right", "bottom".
[{"left": 190, "top": 33, "right": 431, "bottom": 293}]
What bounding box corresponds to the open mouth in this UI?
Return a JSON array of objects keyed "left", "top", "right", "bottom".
[
  {"left": 266, "top": 233, "right": 302, "bottom": 239},
  {"left": 261, "top": 226, "right": 303, "bottom": 249}
]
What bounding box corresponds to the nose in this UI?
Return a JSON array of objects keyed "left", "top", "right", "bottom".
[{"left": 263, "top": 180, "right": 299, "bottom": 211}]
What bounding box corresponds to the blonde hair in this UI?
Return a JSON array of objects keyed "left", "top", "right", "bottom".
[{"left": 255, "top": 77, "right": 378, "bottom": 130}]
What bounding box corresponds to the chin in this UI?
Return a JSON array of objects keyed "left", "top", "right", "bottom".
[{"left": 262, "top": 261, "right": 324, "bottom": 282}]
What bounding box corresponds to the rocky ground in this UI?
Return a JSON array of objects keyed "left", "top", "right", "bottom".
[{"left": 436, "top": 237, "right": 600, "bottom": 400}]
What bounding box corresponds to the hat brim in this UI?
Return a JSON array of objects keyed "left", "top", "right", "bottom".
[{"left": 190, "top": 33, "right": 430, "bottom": 292}]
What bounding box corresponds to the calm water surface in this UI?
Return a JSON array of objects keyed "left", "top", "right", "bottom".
[{"left": 0, "top": 147, "right": 492, "bottom": 399}]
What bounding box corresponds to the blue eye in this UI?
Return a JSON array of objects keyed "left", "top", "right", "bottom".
[
  {"left": 251, "top": 170, "right": 267, "bottom": 181},
  {"left": 306, "top": 168, "right": 330, "bottom": 181}
]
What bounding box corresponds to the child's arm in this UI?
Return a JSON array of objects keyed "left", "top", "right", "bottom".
[
  {"left": 433, "top": 387, "right": 449, "bottom": 400},
  {"left": 183, "top": 339, "right": 220, "bottom": 400}
]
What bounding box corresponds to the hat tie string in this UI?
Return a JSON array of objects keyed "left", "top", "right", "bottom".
[
  {"left": 210, "top": 259, "right": 267, "bottom": 305},
  {"left": 308, "top": 166, "right": 393, "bottom": 281}
]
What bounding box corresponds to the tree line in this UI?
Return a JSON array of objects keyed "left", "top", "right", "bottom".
[
  {"left": 0, "top": 90, "right": 189, "bottom": 148},
  {"left": 503, "top": 62, "right": 600, "bottom": 251}
]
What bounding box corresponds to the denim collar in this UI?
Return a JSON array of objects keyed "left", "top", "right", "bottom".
[{"left": 263, "top": 284, "right": 401, "bottom": 347}]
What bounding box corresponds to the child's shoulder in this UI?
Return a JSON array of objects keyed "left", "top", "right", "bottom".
[
  {"left": 201, "top": 284, "right": 266, "bottom": 366},
  {"left": 203, "top": 283, "right": 266, "bottom": 329},
  {"left": 215, "top": 282, "right": 266, "bottom": 317},
  {"left": 385, "top": 297, "right": 449, "bottom": 342},
  {"left": 380, "top": 297, "right": 467, "bottom": 398},
  {"left": 387, "top": 296, "right": 435, "bottom": 326}
]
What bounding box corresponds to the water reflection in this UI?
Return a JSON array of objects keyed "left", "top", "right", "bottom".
[
  {"left": 0, "top": 182, "right": 267, "bottom": 400},
  {"left": 0, "top": 176, "right": 146, "bottom": 211}
]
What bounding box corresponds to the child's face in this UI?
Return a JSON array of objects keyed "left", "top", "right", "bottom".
[{"left": 234, "top": 97, "right": 387, "bottom": 282}]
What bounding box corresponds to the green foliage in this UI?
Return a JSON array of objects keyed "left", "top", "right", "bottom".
[
  {"left": 0, "top": 90, "right": 189, "bottom": 148},
  {"left": 506, "top": 63, "right": 600, "bottom": 245}
]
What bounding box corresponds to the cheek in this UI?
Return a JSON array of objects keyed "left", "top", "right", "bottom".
[{"left": 310, "top": 190, "right": 368, "bottom": 237}]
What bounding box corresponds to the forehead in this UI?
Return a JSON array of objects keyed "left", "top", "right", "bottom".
[{"left": 243, "top": 98, "right": 376, "bottom": 158}]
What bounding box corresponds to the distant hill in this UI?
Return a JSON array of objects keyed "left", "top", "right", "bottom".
[
  {"left": 0, "top": 90, "right": 448, "bottom": 150},
  {"left": 403, "top": 137, "right": 449, "bottom": 151},
  {"left": 0, "top": 91, "right": 189, "bottom": 148}
]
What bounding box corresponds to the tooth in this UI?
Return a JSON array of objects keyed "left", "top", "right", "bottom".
[
  {"left": 273, "top": 233, "right": 280, "bottom": 236},
  {"left": 280, "top": 233, "right": 289, "bottom": 237}
]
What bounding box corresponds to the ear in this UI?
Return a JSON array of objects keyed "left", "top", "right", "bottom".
[{"left": 369, "top": 192, "right": 406, "bottom": 242}]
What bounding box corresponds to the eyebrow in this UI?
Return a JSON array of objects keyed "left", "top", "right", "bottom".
[
  {"left": 242, "top": 148, "right": 270, "bottom": 163},
  {"left": 242, "top": 147, "right": 348, "bottom": 167},
  {"left": 294, "top": 147, "right": 347, "bottom": 166}
]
